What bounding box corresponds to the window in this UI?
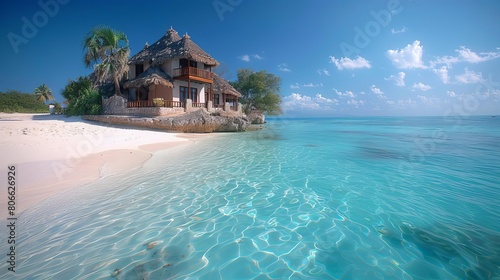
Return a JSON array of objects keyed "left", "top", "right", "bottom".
[
  {"left": 180, "top": 86, "right": 188, "bottom": 102},
  {"left": 226, "top": 97, "right": 235, "bottom": 106},
  {"left": 180, "top": 86, "right": 197, "bottom": 102},
  {"left": 135, "top": 64, "right": 144, "bottom": 76},
  {"left": 213, "top": 94, "right": 220, "bottom": 105},
  {"left": 179, "top": 59, "right": 197, "bottom": 68},
  {"left": 190, "top": 87, "right": 198, "bottom": 102}
]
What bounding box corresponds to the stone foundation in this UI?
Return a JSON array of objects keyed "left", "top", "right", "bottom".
[{"left": 83, "top": 109, "right": 250, "bottom": 133}]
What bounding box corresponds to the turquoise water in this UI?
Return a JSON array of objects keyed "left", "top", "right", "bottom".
[{"left": 2, "top": 116, "right": 500, "bottom": 279}]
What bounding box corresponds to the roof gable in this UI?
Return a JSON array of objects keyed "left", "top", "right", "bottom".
[{"left": 129, "top": 28, "right": 218, "bottom": 67}]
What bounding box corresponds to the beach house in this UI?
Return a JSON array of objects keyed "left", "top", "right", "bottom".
[{"left": 123, "top": 27, "right": 240, "bottom": 112}]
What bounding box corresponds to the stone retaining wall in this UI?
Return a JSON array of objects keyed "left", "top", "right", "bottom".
[{"left": 83, "top": 109, "right": 250, "bottom": 133}]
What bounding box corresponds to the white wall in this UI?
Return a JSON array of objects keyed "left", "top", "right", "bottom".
[
  {"left": 173, "top": 80, "right": 207, "bottom": 102},
  {"left": 161, "top": 60, "right": 173, "bottom": 76}
]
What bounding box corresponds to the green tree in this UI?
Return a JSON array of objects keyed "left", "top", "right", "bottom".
[
  {"left": 232, "top": 69, "right": 282, "bottom": 115},
  {"left": 83, "top": 26, "right": 130, "bottom": 96},
  {"left": 34, "top": 84, "right": 54, "bottom": 103},
  {"left": 62, "top": 77, "right": 102, "bottom": 116}
]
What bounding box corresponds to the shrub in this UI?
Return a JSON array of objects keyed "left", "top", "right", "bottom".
[
  {"left": 62, "top": 77, "right": 102, "bottom": 116},
  {"left": 0, "top": 90, "right": 49, "bottom": 113}
]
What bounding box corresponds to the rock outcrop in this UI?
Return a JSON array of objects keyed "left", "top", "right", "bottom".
[
  {"left": 247, "top": 110, "right": 266, "bottom": 124},
  {"left": 83, "top": 109, "right": 250, "bottom": 133}
]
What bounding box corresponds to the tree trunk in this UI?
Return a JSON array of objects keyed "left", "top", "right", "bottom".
[
  {"left": 244, "top": 103, "right": 253, "bottom": 115},
  {"left": 113, "top": 75, "right": 121, "bottom": 96}
]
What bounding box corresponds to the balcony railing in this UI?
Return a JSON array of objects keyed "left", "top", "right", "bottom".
[
  {"left": 127, "top": 100, "right": 183, "bottom": 108},
  {"left": 192, "top": 102, "right": 206, "bottom": 108},
  {"left": 173, "top": 67, "right": 213, "bottom": 80},
  {"left": 127, "top": 100, "right": 238, "bottom": 111},
  {"left": 165, "top": 101, "right": 183, "bottom": 108},
  {"left": 127, "top": 101, "right": 153, "bottom": 107}
]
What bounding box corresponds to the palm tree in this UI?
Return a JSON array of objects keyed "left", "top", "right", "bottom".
[
  {"left": 83, "top": 26, "right": 130, "bottom": 96},
  {"left": 34, "top": 84, "right": 54, "bottom": 103}
]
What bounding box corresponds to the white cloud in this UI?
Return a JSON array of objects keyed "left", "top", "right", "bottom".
[
  {"left": 398, "top": 98, "right": 417, "bottom": 107},
  {"left": 239, "top": 54, "right": 250, "bottom": 62},
  {"left": 417, "top": 95, "right": 440, "bottom": 107},
  {"left": 371, "top": 85, "right": 384, "bottom": 95},
  {"left": 386, "top": 40, "right": 426, "bottom": 69},
  {"left": 385, "top": 72, "right": 406, "bottom": 87},
  {"left": 303, "top": 83, "right": 323, "bottom": 88},
  {"left": 334, "top": 89, "right": 356, "bottom": 98},
  {"left": 430, "top": 46, "right": 500, "bottom": 67},
  {"left": 290, "top": 82, "right": 324, "bottom": 89},
  {"left": 447, "top": 91, "right": 456, "bottom": 97},
  {"left": 430, "top": 56, "right": 460, "bottom": 68},
  {"left": 412, "top": 82, "right": 432, "bottom": 91},
  {"left": 432, "top": 66, "right": 450, "bottom": 84},
  {"left": 456, "top": 46, "right": 500, "bottom": 63},
  {"left": 455, "top": 68, "right": 484, "bottom": 84},
  {"left": 391, "top": 26, "right": 407, "bottom": 34},
  {"left": 278, "top": 63, "right": 291, "bottom": 72},
  {"left": 347, "top": 99, "right": 365, "bottom": 107},
  {"left": 253, "top": 54, "right": 264, "bottom": 60},
  {"left": 283, "top": 93, "right": 318, "bottom": 110},
  {"left": 387, "top": 99, "right": 416, "bottom": 107},
  {"left": 282, "top": 93, "right": 338, "bottom": 111},
  {"left": 315, "top": 93, "right": 338, "bottom": 103},
  {"left": 317, "top": 68, "right": 330, "bottom": 76},
  {"left": 239, "top": 54, "right": 264, "bottom": 62},
  {"left": 329, "top": 56, "right": 372, "bottom": 70}
]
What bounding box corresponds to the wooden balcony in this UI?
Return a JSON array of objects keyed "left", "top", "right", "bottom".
[{"left": 173, "top": 67, "right": 213, "bottom": 83}]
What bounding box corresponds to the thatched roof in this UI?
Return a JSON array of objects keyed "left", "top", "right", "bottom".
[
  {"left": 129, "top": 27, "right": 219, "bottom": 67},
  {"left": 213, "top": 74, "right": 241, "bottom": 97},
  {"left": 123, "top": 66, "right": 173, "bottom": 89}
]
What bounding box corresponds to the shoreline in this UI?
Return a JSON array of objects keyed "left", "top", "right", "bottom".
[{"left": 0, "top": 113, "right": 208, "bottom": 219}]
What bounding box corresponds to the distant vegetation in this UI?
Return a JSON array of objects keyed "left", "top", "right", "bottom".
[{"left": 0, "top": 90, "right": 49, "bottom": 113}]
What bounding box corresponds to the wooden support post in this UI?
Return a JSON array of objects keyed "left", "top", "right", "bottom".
[
  {"left": 187, "top": 59, "right": 191, "bottom": 105},
  {"left": 210, "top": 83, "right": 213, "bottom": 102}
]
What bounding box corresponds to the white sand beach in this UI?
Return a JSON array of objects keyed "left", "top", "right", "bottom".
[{"left": 0, "top": 113, "right": 192, "bottom": 219}]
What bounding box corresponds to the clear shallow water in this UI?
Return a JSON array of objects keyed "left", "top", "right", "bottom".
[{"left": 2, "top": 116, "right": 500, "bottom": 279}]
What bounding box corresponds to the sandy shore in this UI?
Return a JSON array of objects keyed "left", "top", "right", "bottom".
[{"left": 0, "top": 113, "right": 196, "bottom": 219}]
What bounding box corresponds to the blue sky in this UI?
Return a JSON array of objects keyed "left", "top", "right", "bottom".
[{"left": 1, "top": 0, "right": 499, "bottom": 116}]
